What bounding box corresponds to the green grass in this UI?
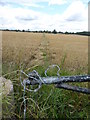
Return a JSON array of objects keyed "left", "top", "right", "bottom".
[
  {"left": 2, "top": 61, "right": 89, "bottom": 119},
  {"left": 2, "top": 48, "right": 89, "bottom": 119}
]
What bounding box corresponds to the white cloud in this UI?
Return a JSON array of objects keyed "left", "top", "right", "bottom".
[
  {"left": 63, "top": 1, "right": 87, "bottom": 21},
  {"left": 0, "top": 0, "right": 88, "bottom": 32},
  {"left": 0, "top": 6, "right": 42, "bottom": 29},
  {"left": 57, "top": 0, "right": 88, "bottom": 32},
  {"left": 0, "top": 0, "right": 89, "bottom": 7},
  {"left": 49, "top": 0, "right": 67, "bottom": 5}
]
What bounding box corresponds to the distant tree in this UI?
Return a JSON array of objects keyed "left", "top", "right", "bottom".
[
  {"left": 22, "top": 30, "right": 25, "bottom": 32},
  {"left": 48, "top": 31, "right": 51, "bottom": 33},
  {"left": 75, "top": 31, "right": 89, "bottom": 36},
  {"left": 58, "top": 31, "right": 63, "bottom": 34},
  {"left": 46, "top": 30, "right": 49, "bottom": 33},
  {"left": 52, "top": 29, "right": 57, "bottom": 34},
  {"left": 65, "top": 31, "right": 69, "bottom": 34},
  {"left": 5, "top": 29, "right": 9, "bottom": 31},
  {"left": 15, "top": 29, "right": 20, "bottom": 32}
]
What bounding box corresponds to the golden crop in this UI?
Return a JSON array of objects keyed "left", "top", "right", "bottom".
[{"left": 2, "top": 31, "right": 88, "bottom": 73}]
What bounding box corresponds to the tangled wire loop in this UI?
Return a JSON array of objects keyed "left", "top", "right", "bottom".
[{"left": 20, "top": 65, "right": 60, "bottom": 92}]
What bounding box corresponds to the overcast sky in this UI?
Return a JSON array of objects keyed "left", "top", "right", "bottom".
[{"left": 0, "top": 0, "right": 89, "bottom": 32}]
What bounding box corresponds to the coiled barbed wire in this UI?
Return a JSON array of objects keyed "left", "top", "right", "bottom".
[
  {"left": 2, "top": 64, "right": 90, "bottom": 120},
  {"left": 20, "top": 70, "right": 42, "bottom": 120},
  {"left": 20, "top": 65, "right": 60, "bottom": 120},
  {"left": 45, "top": 64, "right": 60, "bottom": 77},
  {"left": 20, "top": 65, "right": 60, "bottom": 92}
]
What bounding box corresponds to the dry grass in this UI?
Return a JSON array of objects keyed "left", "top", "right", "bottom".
[
  {"left": 45, "top": 34, "right": 88, "bottom": 72},
  {"left": 2, "top": 31, "right": 88, "bottom": 73},
  {"left": 2, "top": 31, "right": 89, "bottom": 119}
]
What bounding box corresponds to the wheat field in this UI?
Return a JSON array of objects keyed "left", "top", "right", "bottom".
[
  {"left": 2, "top": 31, "right": 88, "bottom": 73},
  {"left": 2, "top": 31, "right": 89, "bottom": 119}
]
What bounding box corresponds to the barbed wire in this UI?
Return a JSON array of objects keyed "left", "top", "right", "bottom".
[
  {"left": 23, "top": 80, "right": 26, "bottom": 120},
  {"left": 45, "top": 64, "right": 60, "bottom": 77},
  {"left": 3, "top": 64, "right": 89, "bottom": 119},
  {"left": 19, "top": 65, "right": 90, "bottom": 120},
  {"left": 20, "top": 64, "right": 61, "bottom": 120}
]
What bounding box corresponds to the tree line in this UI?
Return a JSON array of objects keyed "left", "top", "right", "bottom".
[{"left": 0, "top": 29, "right": 90, "bottom": 36}]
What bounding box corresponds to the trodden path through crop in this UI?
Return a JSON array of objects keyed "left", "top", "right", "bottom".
[{"left": 33, "top": 33, "right": 50, "bottom": 66}]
